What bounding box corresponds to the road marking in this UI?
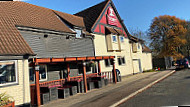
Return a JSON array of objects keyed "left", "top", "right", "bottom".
[{"left": 110, "top": 70, "right": 176, "bottom": 107}]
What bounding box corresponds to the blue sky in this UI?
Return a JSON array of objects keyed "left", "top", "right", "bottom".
[{"left": 25, "top": 0, "right": 190, "bottom": 33}]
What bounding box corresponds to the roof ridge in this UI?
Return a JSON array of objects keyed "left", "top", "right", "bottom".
[
  {"left": 10, "top": 1, "right": 82, "bottom": 20},
  {"left": 74, "top": 0, "right": 109, "bottom": 15},
  {"left": 53, "top": 10, "right": 84, "bottom": 20}
]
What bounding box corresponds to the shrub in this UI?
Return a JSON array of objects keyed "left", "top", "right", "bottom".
[{"left": 0, "top": 92, "right": 14, "bottom": 106}]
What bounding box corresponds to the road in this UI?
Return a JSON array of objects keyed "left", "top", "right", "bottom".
[
  {"left": 43, "top": 70, "right": 174, "bottom": 107},
  {"left": 119, "top": 69, "right": 190, "bottom": 107}
]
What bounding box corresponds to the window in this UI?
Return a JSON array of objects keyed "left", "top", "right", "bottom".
[
  {"left": 138, "top": 43, "right": 140, "bottom": 49},
  {"left": 0, "top": 60, "right": 17, "bottom": 86},
  {"left": 29, "top": 65, "right": 47, "bottom": 82},
  {"left": 132, "top": 43, "right": 138, "bottom": 53},
  {"left": 104, "top": 59, "right": 111, "bottom": 67},
  {"left": 75, "top": 29, "right": 82, "bottom": 38},
  {"left": 122, "top": 57, "right": 126, "bottom": 64},
  {"left": 118, "top": 58, "right": 122, "bottom": 65},
  {"left": 112, "top": 35, "right": 117, "bottom": 42},
  {"left": 117, "top": 57, "right": 126, "bottom": 65},
  {"left": 78, "top": 62, "right": 97, "bottom": 74},
  {"left": 39, "top": 65, "right": 47, "bottom": 80},
  {"left": 120, "top": 36, "right": 124, "bottom": 42}
]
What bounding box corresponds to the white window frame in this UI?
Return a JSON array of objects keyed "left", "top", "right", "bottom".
[
  {"left": 39, "top": 65, "right": 48, "bottom": 81},
  {"left": 117, "top": 56, "right": 126, "bottom": 66},
  {"left": 112, "top": 35, "right": 117, "bottom": 43},
  {"left": 29, "top": 65, "right": 48, "bottom": 82},
  {"left": 75, "top": 29, "right": 82, "bottom": 38},
  {"left": 0, "top": 60, "right": 18, "bottom": 87}
]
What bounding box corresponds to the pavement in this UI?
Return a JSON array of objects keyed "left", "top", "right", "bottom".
[
  {"left": 42, "top": 70, "right": 175, "bottom": 107},
  {"left": 119, "top": 69, "right": 190, "bottom": 107}
]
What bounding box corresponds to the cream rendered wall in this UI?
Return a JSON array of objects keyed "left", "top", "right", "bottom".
[
  {"left": 94, "top": 34, "right": 133, "bottom": 76},
  {"left": 131, "top": 43, "right": 143, "bottom": 60},
  {"left": 141, "top": 53, "right": 153, "bottom": 71},
  {"left": 0, "top": 59, "right": 31, "bottom": 106},
  {"left": 130, "top": 43, "right": 153, "bottom": 72}
]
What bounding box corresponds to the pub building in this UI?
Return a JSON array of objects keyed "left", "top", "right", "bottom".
[
  {"left": 75, "top": 0, "right": 135, "bottom": 77},
  {"left": 0, "top": 0, "right": 152, "bottom": 107},
  {"left": 75, "top": 0, "right": 152, "bottom": 77},
  {"left": 0, "top": 1, "right": 117, "bottom": 107}
]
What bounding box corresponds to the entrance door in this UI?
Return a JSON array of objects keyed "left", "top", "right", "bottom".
[{"left": 133, "top": 59, "right": 142, "bottom": 74}]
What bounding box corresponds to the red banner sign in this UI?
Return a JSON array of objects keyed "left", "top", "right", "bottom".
[{"left": 107, "top": 7, "right": 118, "bottom": 26}]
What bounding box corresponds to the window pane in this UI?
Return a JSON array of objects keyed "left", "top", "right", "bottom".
[
  {"left": 112, "top": 35, "right": 117, "bottom": 42},
  {"left": 105, "top": 59, "right": 110, "bottom": 67},
  {"left": 138, "top": 43, "right": 140, "bottom": 49},
  {"left": 120, "top": 36, "right": 124, "bottom": 42},
  {"left": 86, "top": 63, "right": 91, "bottom": 73},
  {"left": 29, "top": 67, "right": 34, "bottom": 82},
  {"left": 118, "top": 58, "right": 122, "bottom": 65},
  {"left": 39, "top": 65, "right": 46, "bottom": 80},
  {"left": 0, "top": 61, "right": 16, "bottom": 84},
  {"left": 75, "top": 29, "right": 82, "bottom": 38},
  {"left": 122, "top": 57, "right": 125, "bottom": 64}
]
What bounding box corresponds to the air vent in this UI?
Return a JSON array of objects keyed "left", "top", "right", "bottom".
[{"left": 44, "top": 34, "right": 48, "bottom": 38}]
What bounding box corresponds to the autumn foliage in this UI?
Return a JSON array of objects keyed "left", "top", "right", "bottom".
[{"left": 148, "top": 15, "right": 187, "bottom": 59}]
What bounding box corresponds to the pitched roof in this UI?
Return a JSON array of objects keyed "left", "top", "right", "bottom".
[
  {"left": 0, "top": 1, "right": 87, "bottom": 56},
  {"left": 128, "top": 34, "right": 144, "bottom": 43},
  {"left": 74, "top": 0, "right": 109, "bottom": 32},
  {"left": 142, "top": 45, "right": 152, "bottom": 53},
  {"left": 54, "top": 10, "right": 85, "bottom": 28},
  {"left": 114, "top": 28, "right": 124, "bottom": 35},
  {"left": 106, "top": 27, "right": 118, "bottom": 34}
]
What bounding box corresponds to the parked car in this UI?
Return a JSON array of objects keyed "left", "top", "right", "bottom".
[
  {"left": 182, "top": 58, "right": 190, "bottom": 68},
  {"left": 175, "top": 59, "right": 184, "bottom": 69},
  {"left": 174, "top": 58, "right": 190, "bottom": 70}
]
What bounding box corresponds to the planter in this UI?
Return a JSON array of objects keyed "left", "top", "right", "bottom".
[
  {"left": 101, "top": 79, "right": 105, "bottom": 87},
  {"left": 58, "top": 87, "right": 70, "bottom": 99},
  {"left": 80, "top": 81, "right": 84, "bottom": 93},
  {"left": 104, "top": 79, "right": 109, "bottom": 86},
  {"left": 1, "top": 101, "right": 15, "bottom": 107},
  {"left": 49, "top": 87, "right": 58, "bottom": 101},
  {"left": 40, "top": 93, "right": 50, "bottom": 105},
  {"left": 94, "top": 81, "right": 102, "bottom": 88},
  {"left": 66, "top": 81, "right": 81, "bottom": 93},
  {"left": 87, "top": 82, "right": 95, "bottom": 90},
  {"left": 69, "top": 86, "right": 77, "bottom": 96}
]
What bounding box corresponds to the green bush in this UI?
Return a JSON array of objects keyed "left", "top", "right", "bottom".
[{"left": 0, "top": 92, "right": 14, "bottom": 106}]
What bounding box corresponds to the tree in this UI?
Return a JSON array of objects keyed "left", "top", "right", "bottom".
[
  {"left": 129, "top": 28, "right": 150, "bottom": 46},
  {"left": 148, "top": 15, "right": 187, "bottom": 59}
]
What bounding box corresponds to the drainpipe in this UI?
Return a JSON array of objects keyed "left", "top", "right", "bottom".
[{"left": 91, "top": 36, "right": 96, "bottom": 56}]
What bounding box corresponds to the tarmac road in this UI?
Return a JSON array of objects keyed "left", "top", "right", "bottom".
[
  {"left": 42, "top": 70, "right": 174, "bottom": 107},
  {"left": 71, "top": 71, "right": 174, "bottom": 107},
  {"left": 119, "top": 69, "right": 190, "bottom": 107}
]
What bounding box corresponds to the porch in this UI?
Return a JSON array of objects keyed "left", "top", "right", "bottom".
[{"left": 30, "top": 56, "right": 117, "bottom": 107}]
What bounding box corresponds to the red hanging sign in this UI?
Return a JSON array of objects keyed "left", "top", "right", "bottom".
[{"left": 107, "top": 7, "right": 118, "bottom": 26}]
